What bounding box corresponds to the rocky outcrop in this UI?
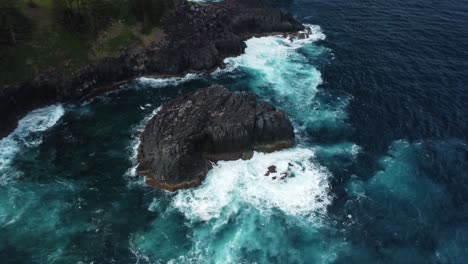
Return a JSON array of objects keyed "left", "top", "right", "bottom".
[
  {"left": 0, "top": 0, "right": 303, "bottom": 139},
  {"left": 137, "top": 85, "right": 295, "bottom": 191}
]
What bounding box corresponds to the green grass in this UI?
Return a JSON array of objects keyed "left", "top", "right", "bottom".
[
  {"left": 18, "top": 0, "right": 54, "bottom": 9},
  {"left": 107, "top": 31, "right": 138, "bottom": 53},
  {"left": 1, "top": 0, "right": 167, "bottom": 86},
  {"left": 0, "top": 23, "right": 89, "bottom": 85},
  {"left": 1, "top": 1, "right": 89, "bottom": 85},
  {"left": 92, "top": 26, "right": 141, "bottom": 60},
  {"left": 31, "top": 0, "right": 53, "bottom": 8}
]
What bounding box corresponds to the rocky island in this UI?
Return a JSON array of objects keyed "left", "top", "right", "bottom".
[
  {"left": 0, "top": 0, "right": 304, "bottom": 139},
  {"left": 137, "top": 85, "right": 295, "bottom": 191}
]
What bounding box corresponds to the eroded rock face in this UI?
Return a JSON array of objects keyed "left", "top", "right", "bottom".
[{"left": 137, "top": 85, "right": 295, "bottom": 191}]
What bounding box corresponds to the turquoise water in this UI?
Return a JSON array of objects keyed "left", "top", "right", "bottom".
[
  {"left": 0, "top": 26, "right": 350, "bottom": 263},
  {"left": 1, "top": 1, "right": 468, "bottom": 262}
]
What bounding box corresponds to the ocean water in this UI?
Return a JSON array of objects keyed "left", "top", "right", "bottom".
[{"left": 1, "top": 0, "right": 467, "bottom": 263}]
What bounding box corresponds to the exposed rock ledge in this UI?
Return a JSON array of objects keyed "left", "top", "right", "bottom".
[
  {"left": 0, "top": 0, "right": 304, "bottom": 139},
  {"left": 137, "top": 85, "right": 295, "bottom": 191}
]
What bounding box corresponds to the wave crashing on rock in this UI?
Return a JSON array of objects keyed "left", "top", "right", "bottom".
[{"left": 137, "top": 85, "right": 295, "bottom": 191}]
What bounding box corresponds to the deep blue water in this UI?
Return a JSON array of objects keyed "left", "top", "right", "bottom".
[{"left": 1, "top": 0, "right": 467, "bottom": 263}]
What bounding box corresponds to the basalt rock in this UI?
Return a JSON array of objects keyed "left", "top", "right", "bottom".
[
  {"left": 137, "top": 85, "right": 295, "bottom": 191},
  {"left": 0, "top": 0, "right": 303, "bottom": 139}
]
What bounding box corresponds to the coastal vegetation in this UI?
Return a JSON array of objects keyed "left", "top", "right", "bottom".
[
  {"left": 0, "top": 0, "right": 173, "bottom": 85},
  {"left": 0, "top": 0, "right": 303, "bottom": 140}
]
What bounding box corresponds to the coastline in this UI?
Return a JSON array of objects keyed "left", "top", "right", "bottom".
[{"left": 0, "top": 0, "right": 304, "bottom": 140}]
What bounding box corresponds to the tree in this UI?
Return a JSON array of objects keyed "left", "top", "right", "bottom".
[
  {"left": 27, "top": 0, "right": 38, "bottom": 8},
  {"left": 52, "top": 0, "right": 131, "bottom": 35},
  {"left": 50, "top": 0, "right": 173, "bottom": 36},
  {"left": 130, "top": 0, "right": 173, "bottom": 32}
]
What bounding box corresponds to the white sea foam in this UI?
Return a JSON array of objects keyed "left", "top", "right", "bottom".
[
  {"left": 125, "top": 107, "right": 162, "bottom": 188},
  {"left": 127, "top": 73, "right": 197, "bottom": 179},
  {"left": 172, "top": 148, "right": 332, "bottom": 223},
  {"left": 0, "top": 105, "right": 64, "bottom": 185},
  {"left": 314, "top": 142, "right": 362, "bottom": 159},
  {"left": 129, "top": 237, "right": 151, "bottom": 264},
  {"left": 222, "top": 25, "right": 349, "bottom": 132},
  {"left": 163, "top": 147, "right": 335, "bottom": 263},
  {"left": 217, "top": 25, "right": 325, "bottom": 73},
  {"left": 137, "top": 73, "right": 198, "bottom": 88},
  {"left": 170, "top": 25, "right": 333, "bottom": 223},
  {"left": 16, "top": 105, "right": 64, "bottom": 134},
  {"left": 135, "top": 24, "right": 343, "bottom": 263}
]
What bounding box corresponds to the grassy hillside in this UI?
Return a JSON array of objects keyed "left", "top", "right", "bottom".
[{"left": 0, "top": 0, "right": 171, "bottom": 86}]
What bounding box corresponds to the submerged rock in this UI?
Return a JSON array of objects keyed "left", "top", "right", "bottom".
[{"left": 137, "top": 85, "right": 295, "bottom": 191}]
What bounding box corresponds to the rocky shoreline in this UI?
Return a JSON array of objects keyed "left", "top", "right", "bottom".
[
  {"left": 0, "top": 0, "right": 304, "bottom": 139},
  {"left": 137, "top": 85, "right": 295, "bottom": 191}
]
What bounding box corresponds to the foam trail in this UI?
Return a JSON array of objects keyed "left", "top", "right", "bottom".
[{"left": 0, "top": 105, "right": 64, "bottom": 184}]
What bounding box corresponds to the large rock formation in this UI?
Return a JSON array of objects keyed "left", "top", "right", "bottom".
[
  {"left": 0, "top": 0, "right": 304, "bottom": 139},
  {"left": 137, "top": 85, "right": 295, "bottom": 191}
]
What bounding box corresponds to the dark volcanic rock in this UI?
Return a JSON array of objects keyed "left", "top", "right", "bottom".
[
  {"left": 0, "top": 0, "right": 304, "bottom": 139},
  {"left": 264, "top": 165, "right": 277, "bottom": 176},
  {"left": 137, "top": 85, "right": 295, "bottom": 191}
]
